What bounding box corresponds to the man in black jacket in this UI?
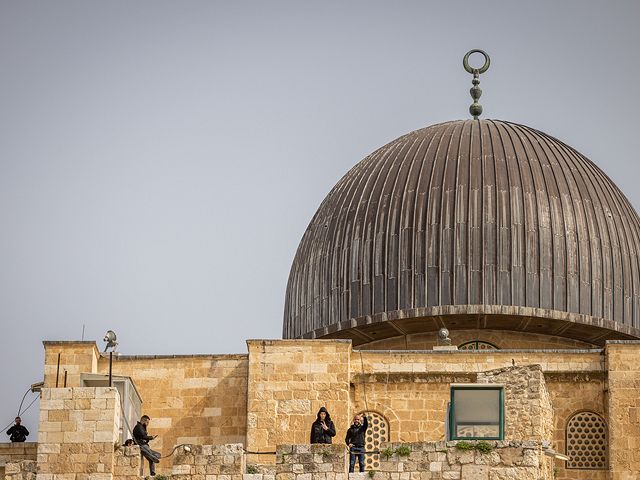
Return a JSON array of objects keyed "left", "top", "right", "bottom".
[
  {"left": 310, "top": 406, "right": 336, "bottom": 444},
  {"left": 345, "top": 413, "right": 368, "bottom": 472},
  {"left": 6, "top": 417, "right": 29, "bottom": 442},
  {"left": 133, "top": 415, "right": 161, "bottom": 476}
]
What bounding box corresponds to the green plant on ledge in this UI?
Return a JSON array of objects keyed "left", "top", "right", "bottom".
[
  {"left": 382, "top": 446, "right": 394, "bottom": 459},
  {"left": 247, "top": 464, "right": 259, "bottom": 474},
  {"left": 455, "top": 441, "right": 473, "bottom": 452},
  {"left": 553, "top": 467, "right": 560, "bottom": 479},
  {"left": 368, "top": 470, "right": 376, "bottom": 478},
  {"left": 395, "top": 445, "right": 412, "bottom": 457},
  {"left": 320, "top": 449, "right": 331, "bottom": 457},
  {"left": 155, "top": 476, "right": 167, "bottom": 480},
  {"left": 476, "top": 441, "right": 493, "bottom": 454}
]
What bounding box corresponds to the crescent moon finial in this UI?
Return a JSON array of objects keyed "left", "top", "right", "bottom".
[{"left": 463, "top": 50, "right": 490, "bottom": 119}]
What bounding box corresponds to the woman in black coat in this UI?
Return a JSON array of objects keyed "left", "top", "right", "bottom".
[{"left": 310, "top": 406, "right": 336, "bottom": 444}]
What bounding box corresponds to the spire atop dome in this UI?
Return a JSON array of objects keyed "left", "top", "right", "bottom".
[{"left": 463, "top": 49, "right": 490, "bottom": 119}]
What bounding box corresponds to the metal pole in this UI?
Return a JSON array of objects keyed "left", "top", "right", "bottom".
[
  {"left": 109, "top": 352, "right": 113, "bottom": 387},
  {"left": 56, "top": 353, "right": 61, "bottom": 388}
]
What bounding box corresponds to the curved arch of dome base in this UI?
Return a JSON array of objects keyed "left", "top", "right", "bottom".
[{"left": 296, "top": 305, "right": 640, "bottom": 347}]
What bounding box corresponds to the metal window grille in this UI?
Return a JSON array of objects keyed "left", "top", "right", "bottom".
[
  {"left": 361, "top": 412, "right": 388, "bottom": 471},
  {"left": 458, "top": 341, "right": 499, "bottom": 351},
  {"left": 566, "top": 411, "right": 607, "bottom": 469}
]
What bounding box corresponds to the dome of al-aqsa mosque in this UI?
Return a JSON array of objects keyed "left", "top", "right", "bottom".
[{"left": 283, "top": 118, "right": 640, "bottom": 348}]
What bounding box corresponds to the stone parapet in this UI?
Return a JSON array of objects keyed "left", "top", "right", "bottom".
[
  {"left": 377, "top": 441, "right": 546, "bottom": 480},
  {"left": 172, "top": 443, "right": 245, "bottom": 480},
  {"left": 3, "top": 460, "right": 36, "bottom": 480},
  {"left": 113, "top": 446, "right": 141, "bottom": 479},
  {"left": 0, "top": 443, "right": 38, "bottom": 465},
  {"left": 276, "top": 443, "right": 348, "bottom": 480},
  {"left": 268, "top": 442, "right": 547, "bottom": 480}
]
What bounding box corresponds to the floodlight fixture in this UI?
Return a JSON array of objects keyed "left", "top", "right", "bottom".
[
  {"left": 103, "top": 330, "right": 118, "bottom": 353},
  {"left": 437, "top": 328, "right": 451, "bottom": 345}
]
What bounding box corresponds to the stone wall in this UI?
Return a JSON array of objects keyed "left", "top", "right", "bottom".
[
  {"left": 377, "top": 440, "right": 547, "bottom": 480},
  {"left": 606, "top": 341, "right": 640, "bottom": 480},
  {"left": 42, "top": 341, "right": 249, "bottom": 474},
  {"left": 276, "top": 443, "right": 347, "bottom": 480},
  {"left": 547, "top": 379, "right": 605, "bottom": 480},
  {"left": 3, "top": 460, "right": 36, "bottom": 480},
  {"left": 39, "top": 339, "right": 625, "bottom": 478},
  {"left": 37, "top": 387, "right": 120, "bottom": 480},
  {"left": 43, "top": 342, "right": 100, "bottom": 388},
  {"left": 98, "top": 353, "right": 248, "bottom": 462},
  {"left": 0, "top": 443, "right": 37, "bottom": 480},
  {"left": 352, "top": 349, "right": 601, "bottom": 445},
  {"left": 171, "top": 443, "right": 245, "bottom": 480},
  {"left": 271, "top": 442, "right": 548, "bottom": 480},
  {"left": 477, "top": 364, "right": 553, "bottom": 441},
  {"left": 113, "top": 446, "right": 141, "bottom": 479},
  {"left": 246, "top": 340, "right": 351, "bottom": 458}
]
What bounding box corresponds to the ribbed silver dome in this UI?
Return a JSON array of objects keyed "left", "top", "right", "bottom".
[{"left": 283, "top": 119, "right": 640, "bottom": 345}]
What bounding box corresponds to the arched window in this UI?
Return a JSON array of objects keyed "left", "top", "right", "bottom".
[
  {"left": 458, "top": 341, "right": 499, "bottom": 351},
  {"left": 360, "top": 411, "right": 389, "bottom": 471},
  {"left": 566, "top": 411, "right": 607, "bottom": 469}
]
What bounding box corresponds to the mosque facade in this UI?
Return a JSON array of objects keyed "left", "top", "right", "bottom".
[{"left": 3, "top": 57, "right": 640, "bottom": 480}]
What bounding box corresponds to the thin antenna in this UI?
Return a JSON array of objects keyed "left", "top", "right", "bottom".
[{"left": 82, "top": 324, "right": 85, "bottom": 341}]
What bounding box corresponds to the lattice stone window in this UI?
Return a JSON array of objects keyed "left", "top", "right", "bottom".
[
  {"left": 566, "top": 411, "right": 607, "bottom": 469},
  {"left": 458, "top": 341, "right": 499, "bottom": 351},
  {"left": 361, "top": 412, "right": 388, "bottom": 471}
]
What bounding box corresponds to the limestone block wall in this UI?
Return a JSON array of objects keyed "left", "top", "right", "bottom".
[
  {"left": 270, "top": 441, "right": 547, "bottom": 480},
  {"left": 276, "top": 443, "right": 347, "bottom": 480},
  {"left": 477, "top": 364, "right": 553, "bottom": 441},
  {"left": 37, "top": 387, "right": 120, "bottom": 480},
  {"left": 353, "top": 349, "right": 602, "bottom": 445},
  {"left": 40, "top": 338, "right": 625, "bottom": 479},
  {"left": 43, "top": 341, "right": 249, "bottom": 473},
  {"left": 113, "top": 446, "right": 141, "bottom": 479},
  {"left": 0, "top": 443, "right": 37, "bottom": 480},
  {"left": 3, "top": 460, "right": 36, "bottom": 480},
  {"left": 606, "top": 340, "right": 640, "bottom": 480},
  {"left": 171, "top": 443, "right": 245, "bottom": 480},
  {"left": 378, "top": 440, "right": 546, "bottom": 480},
  {"left": 98, "top": 353, "right": 249, "bottom": 460},
  {"left": 546, "top": 378, "right": 605, "bottom": 480},
  {"left": 246, "top": 340, "right": 351, "bottom": 456},
  {"left": 43, "top": 342, "right": 100, "bottom": 388}
]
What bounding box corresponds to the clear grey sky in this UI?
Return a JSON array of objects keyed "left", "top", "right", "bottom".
[{"left": 1, "top": 1, "right": 639, "bottom": 438}]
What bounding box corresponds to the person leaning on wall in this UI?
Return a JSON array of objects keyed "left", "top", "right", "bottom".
[
  {"left": 133, "top": 415, "right": 161, "bottom": 476},
  {"left": 310, "top": 406, "right": 336, "bottom": 444}
]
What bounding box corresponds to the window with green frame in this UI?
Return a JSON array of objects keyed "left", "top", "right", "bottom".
[{"left": 450, "top": 384, "right": 504, "bottom": 440}]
